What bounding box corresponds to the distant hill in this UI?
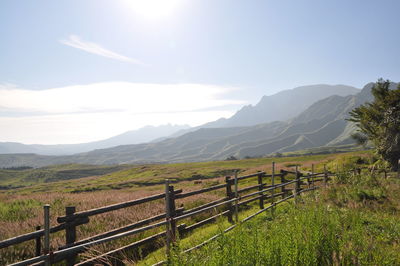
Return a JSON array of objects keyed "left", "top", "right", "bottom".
[
  {"left": 0, "top": 124, "right": 190, "bottom": 155},
  {"left": 0, "top": 82, "right": 396, "bottom": 168},
  {"left": 165, "top": 84, "right": 359, "bottom": 138},
  {"left": 201, "top": 84, "right": 359, "bottom": 128}
]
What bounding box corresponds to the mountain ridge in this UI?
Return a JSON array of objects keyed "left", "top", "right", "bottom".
[
  {"left": 1, "top": 81, "right": 394, "bottom": 168},
  {"left": 0, "top": 124, "right": 190, "bottom": 155}
]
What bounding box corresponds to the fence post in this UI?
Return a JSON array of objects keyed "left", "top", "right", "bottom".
[
  {"left": 43, "top": 204, "right": 50, "bottom": 266},
  {"left": 234, "top": 171, "right": 239, "bottom": 223},
  {"left": 177, "top": 223, "right": 186, "bottom": 238},
  {"left": 65, "top": 206, "right": 77, "bottom": 266},
  {"left": 225, "top": 176, "right": 234, "bottom": 223},
  {"left": 35, "top": 226, "right": 41, "bottom": 257},
  {"left": 271, "top": 162, "right": 275, "bottom": 217},
  {"left": 311, "top": 164, "right": 315, "bottom": 189},
  {"left": 306, "top": 164, "right": 311, "bottom": 188},
  {"left": 257, "top": 171, "right": 264, "bottom": 209},
  {"left": 165, "top": 179, "right": 172, "bottom": 256},
  {"left": 295, "top": 166, "right": 300, "bottom": 203},
  {"left": 168, "top": 185, "right": 177, "bottom": 241},
  {"left": 324, "top": 164, "right": 328, "bottom": 186},
  {"left": 280, "top": 170, "right": 286, "bottom": 199}
]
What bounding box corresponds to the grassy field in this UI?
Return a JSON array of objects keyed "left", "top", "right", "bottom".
[
  {"left": 0, "top": 150, "right": 383, "bottom": 265},
  {"left": 153, "top": 168, "right": 400, "bottom": 265},
  {"left": 0, "top": 150, "right": 371, "bottom": 194}
]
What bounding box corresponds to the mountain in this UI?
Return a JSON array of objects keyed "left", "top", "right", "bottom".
[
  {"left": 0, "top": 124, "right": 190, "bottom": 155},
  {"left": 162, "top": 84, "right": 359, "bottom": 138},
  {"left": 201, "top": 84, "right": 359, "bottom": 128},
  {"left": 0, "top": 82, "right": 395, "bottom": 168}
]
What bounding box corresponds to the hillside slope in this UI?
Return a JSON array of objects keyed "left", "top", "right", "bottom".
[
  {"left": 164, "top": 84, "right": 359, "bottom": 138},
  {"left": 200, "top": 84, "right": 359, "bottom": 128},
  {"left": 0, "top": 82, "right": 387, "bottom": 168}
]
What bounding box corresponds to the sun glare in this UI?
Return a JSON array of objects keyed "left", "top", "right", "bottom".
[{"left": 126, "top": 0, "right": 182, "bottom": 20}]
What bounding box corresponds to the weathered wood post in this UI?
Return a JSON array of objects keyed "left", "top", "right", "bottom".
[
  {"left": 324, "top": 164, "right": 328, "bottom": 187},
  {"left": 165, "top": 179, "right": 172, "bottom": 255},
  {"left": 43, "top": 204, "right": 50, "bottom": 266},
  {"left": 65, "top": 206, "right": 77, "bottom": 266},
  {"left": 177, "top": 223, "right": 186, "bottom": 238},
  {"left": 271, "top": 162, "right": 275, "bottom": 217},
  {"left": 294, "top": 166, "right": 300, "bottom": 203},
  {"left": 307, "top": 173, "right": 311, "bottom": 189},
  {"left": 168, "top": 185, "right": 177, "bottom": 242},
  {"left": 234, "top": 171, "right": 239, "bottom": 223},
  {"left": 35, "top": 226, "right": 41, "bottom": 257},
  {"left": 311, "top": 164, "right": 315, "bottom": 189},
  {"left": 257, "top": 171, "right": 264, "bottom": 209},
  {"left": 280, "top": 170, "right": 286, "bottom": 199},
  {"left": 225, "top": 176, "right": 234, "bottom": 223}
]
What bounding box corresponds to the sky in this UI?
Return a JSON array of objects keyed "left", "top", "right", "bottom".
[{"left": 0, "top": 0, "right": 399, "bottom": 144}]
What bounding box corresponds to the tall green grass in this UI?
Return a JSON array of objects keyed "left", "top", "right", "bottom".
[
  {"left": 0, "top": 199, "right": 42, "bottom": 222},
  {"left": 165, "top": 172, "right": 400, "bottom": 265}
]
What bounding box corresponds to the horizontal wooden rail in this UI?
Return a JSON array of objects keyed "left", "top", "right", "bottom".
[
  {"left": 280, "top": 170, "right": 302, "bottom": 175},
  {"left": 180, "top": 198, "right": 227, "bottom": 215},
  {"left": 238, "top": 191, "right": 286, "bottom": 207},
  {"left": 10, "top": 197, "right": 236, "bottom": 266},
  {"left": 62, "top": 207, "right": 183, "bottom": 249},
  {"left": 236, "top": 172, "right": 265, "bottom": 181},
  {"left": 240, "top": 179, "right": 297, "bottom": 201},
  {"left": 237, "top": 183, "right": 265, "bottom": 194},
  {"left": 299, "top": 175, "right": 331, "bottom": 181},
  {"left": 183, "top": 210, "right": 230, "bottom": 233},
  {"left": 75, "top": 231, "right": 167, "bottom": 266},
  {"left": 302, "top": 171, "right": 325, "bottom": 176},
  {"left": 242, "top": 185, "right": 318, "bottom": 226},
  {"left": 57, "top": 190, "right": 182, "bottom": 223},
  {"left": 175, "top": 184, "right": 226, "bottom": 199},
  {"left": 176, "top": 223, "right": 237, "bottom": 262},
  {"left": 0, "top": 217, "right": 88, "bottom": 249},
  {"left": 175, "top": 198, "right": 237, "bottom": 222},
  {"left": 9, "top": 219, "right": 169, "bottom": 266}
]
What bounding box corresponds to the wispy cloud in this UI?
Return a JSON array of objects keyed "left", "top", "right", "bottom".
[
  {"left": 60, "top": 35, "right": 145, "bottom": 65},
  {"left": 0, "top": 82, "right": 244, "bottom": 114}
]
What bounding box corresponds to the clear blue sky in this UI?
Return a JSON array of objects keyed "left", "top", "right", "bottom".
[{"left": 0, "top": 0, "right": 399, "bottom": 144}]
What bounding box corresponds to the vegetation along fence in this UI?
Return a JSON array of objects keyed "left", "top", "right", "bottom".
[{"left": 1, "top": 163, "right": 337, "bottom": 266}]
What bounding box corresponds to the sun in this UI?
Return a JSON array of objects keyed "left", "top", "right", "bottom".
[{"left": 125, "top": 0, "right": 182, "bottom": 20}]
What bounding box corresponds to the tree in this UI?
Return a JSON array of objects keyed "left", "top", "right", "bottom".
[
  {"left": 348, "top": 79, "right": 400, "bottom": 170},
  {"left": 226, "top": 155, "right": 238, "bottom": 161}
]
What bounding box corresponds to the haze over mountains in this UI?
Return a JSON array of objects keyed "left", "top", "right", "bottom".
[
  {"left": 0, "top": 124, "right": 190, "bottom": 155},
  {"left": 1, "top": 82, "right": 382, "bottom": 168}
]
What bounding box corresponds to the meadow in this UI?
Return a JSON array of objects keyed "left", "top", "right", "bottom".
[
  {"left": 0, "top": 150, "right": 386, "bottom": 265},
  {"left": 164, "top": 169, "right": 400, "bottom": 266}
]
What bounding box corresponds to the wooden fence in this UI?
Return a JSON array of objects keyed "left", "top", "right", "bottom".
[{"left": 1, "top": 163, "right": 335, "bottom": 266}]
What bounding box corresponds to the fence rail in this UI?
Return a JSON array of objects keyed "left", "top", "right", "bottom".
[{"left": 2, "top": 163, "right": 338, "bottom": 266}]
